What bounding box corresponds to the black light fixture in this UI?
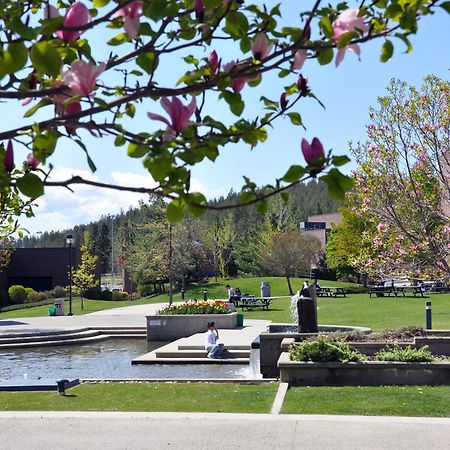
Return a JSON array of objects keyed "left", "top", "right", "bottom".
[{"left": 66, "top": 234, "right": 74, "bottom": 316}]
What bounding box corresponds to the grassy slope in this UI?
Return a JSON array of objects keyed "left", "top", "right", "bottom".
[
  {"left": 282, "top": 386, "right": 450, "bottom": 417},
  {"left": 2, "top": 277, "right": 450, "bottom": 331},
  {"left": 0, "top": 383, "right": 278, "bottom": 413}
]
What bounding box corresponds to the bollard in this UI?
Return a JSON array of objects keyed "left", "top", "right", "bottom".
[
  {"left": 203, "top": 288, "right": 207, "bottom": 300},
  {"left": 181, "top": 288, "right": 185, "bottom": 300},
  {"left": 425, "top": 300, "right": 432, "bottom": 330},
  {"left": 56, "top": 379, "right": 69, "bottom": 396}
]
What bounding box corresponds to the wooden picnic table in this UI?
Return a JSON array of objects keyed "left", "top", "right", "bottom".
[
  {"left": 238, "top": 296, "right": 275, "bottom": 311},
  {"left": 368, "top": 286, "right": 427, "bottom": 298},
  {"left": 316, "top": 286, "right": 347, "bottom": 298}
]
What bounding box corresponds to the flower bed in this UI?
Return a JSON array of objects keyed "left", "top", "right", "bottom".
[{"left": 157, "top": 300, "right": 230, "bottom": 315}]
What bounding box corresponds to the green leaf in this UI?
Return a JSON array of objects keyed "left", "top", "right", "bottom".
[
  {"left": 331, "top": 155, "right": 351, "bottom": 167},
  {"left": 166, "top": 198, "right": 187, "bottom": 223},
  {"left": 385, "top": 3, "right": 403, "bottom": 21},
  {"left": 188, "top": 192, "right": 207, "bottom": 217},
  {"left": 127, "top": 142, "right": 148, "bottom": 158},
  {"left": 144, "top": 0, "right": 168, "bottom": 21},
  {"left": 107, "top": 33, "right": 131, "bottom": 46},
  {"left": 2, "top": 42, "right": 28, "bottom": 74},
  {"left": 222, "top": 91, "right": 244, "bottom": 116},
  {"left": 93, "top": 0, "right": 110, "bottom": 7},
  {"left": 33, "top": 130, "right": 59, "bottom": 163},
  {"left": 317, "top": 47, "right": 334, "bottom": 66},
  {"left": 114, "top": 135, "right": 126, "bottom": 146},
  {"left": 240, "top": 190, "right": 256, "bottom": 204},
  {"left": 239, "top": 36, "right": 252, "bottom": 53},
  {"left": 9, "top": 18, "right": 37, "bottom": 40},
  {"left": 319, "top": 17, "right": 333, "bottom": 38},
  {"left": 320, "top": 169, "right": 354, "bottom": 200},
  {"left": 125, "top": 103, "right": 135, "bottom": 118},
  {"left": 224, "top": 12, "right": 249, "bottom": 39},
  {"left": 16, "top": 173, "right": 44, "bottom": 198},
  {"left": 256, "top": 200, "right": 267, "bottom": 215},
  {"left": 441, "top": 2, "right": 450, "bottom": 14},
  {"left": 282, "top": 165, "right": 305, "bottom": 183},
  {"left": 136, "top": 52, "right": 157, "bottom": 74},
  {"left": 30, "top": 42, "right": 62, "bottom": 77},
  {"left": 380, "top": 39, "right": 394, "bottom": 63},
  {"left": 288, "top": 112, "right": 303, "bottom": 126},
  {"left": 23, "top": 99, "right": 52, "bottom": 118}
]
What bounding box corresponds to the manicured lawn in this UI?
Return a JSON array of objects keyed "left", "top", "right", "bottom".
[
  {"left": 2, "top": 276, "right": 449, "bottom": 331},
  {"left": 0, "top": 382, "right": 278, "bottom": 413},
  {"left": 281, "top": 386, "right": 450, "bottom": 417}
]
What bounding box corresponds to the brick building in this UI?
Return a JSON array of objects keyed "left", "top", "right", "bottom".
[{"left": 300, "top": 213, "right": 342, "bottom": 251}]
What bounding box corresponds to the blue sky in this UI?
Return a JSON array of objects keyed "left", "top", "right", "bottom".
[{"left": 6, "top": 2, "right": 448, "bottom": 235}]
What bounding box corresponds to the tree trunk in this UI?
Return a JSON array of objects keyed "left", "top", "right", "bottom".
[{"left": 286, "top": 275, "right": 294, "bottom": 295}]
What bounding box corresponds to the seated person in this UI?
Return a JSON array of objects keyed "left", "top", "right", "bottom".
[
  {"left": 204, "top": 321, "right": 226, "bottom": 359},
  {"left": 234, "top": 287, "right": 242, "bottom": 302}
]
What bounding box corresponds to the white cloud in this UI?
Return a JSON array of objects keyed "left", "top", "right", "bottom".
[{"left": 19, "top": 167, "right": 226, "bottom": 235}]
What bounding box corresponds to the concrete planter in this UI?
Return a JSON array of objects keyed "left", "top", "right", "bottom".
[
  {"left": 146, "top": 312, "right": 237, "bottom": 341},
  {"left": 278, "top": 352, "right": 450, "bottom": 386}
]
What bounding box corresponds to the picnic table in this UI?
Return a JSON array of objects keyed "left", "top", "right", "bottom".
[
  {"left": 368, "top": 286, "right": 427, "bottom": 298},
  {"left": 238, "top": 296, "right": 275, "bottom": 311},
  {"left": 316, "top": 286, "right": 347, "bottom": 298}
]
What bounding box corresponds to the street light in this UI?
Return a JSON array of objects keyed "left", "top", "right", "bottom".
[{"left": 66, "top": 234, "right": 74, "bottom": 316}]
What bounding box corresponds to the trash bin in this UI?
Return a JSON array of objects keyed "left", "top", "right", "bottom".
[
  {"left": 237, "top": 313, "right": 244, "bottom": 327},
  {"left": 261, "top": 282, "right": 270, "bottom": 298},
  {"left": 54, "top": 299, "right": 65, "bottom": 316},
  {"left": 48, "top": 306, "right": 56, "bottom": 316}
]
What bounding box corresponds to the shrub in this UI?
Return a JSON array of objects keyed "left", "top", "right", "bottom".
[
  {"left": 53, "top": 285, "right": 66, "bottom": 298},
  {"left": 111, "top": 290, "right": 128, "bottom": 301},
  {"left": 8, "top": 285, "right": 27, "bottom": 304},
  {"left": 0, "top": 298, "right": 54, "bottom": 312},
  {"left": 25, "top": 288, "right": 39, "bottom": 303},
  {"left": 100, "top": 289, "right": 113, "bottom": 300},
  {"left": 84, "top": 287, "right": 102, "bottom": 300},
  {"left": 375, "top": 345, "right": 435, "bottom": 362},
  {"left": 158, "top": 300, "right": 231, "bottom": 315},
  {"left": 289, "top": 335, "right": 365, "bottom": 364},
  {"left": 137, "top": 284, "right": 154, "bottom": 296},
  {"left": 37, "top": 292, "right": 48, "bottom": 301}
]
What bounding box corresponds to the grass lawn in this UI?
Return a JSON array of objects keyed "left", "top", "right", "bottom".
[
  {"left": 2, "top": 277, "right": 449, "bottom": 331},
  {"left": 0, "top": 382, "right": 278, "bottom": 413},
  {"left": 281, "top": 386, "right": 450, "bottom": 417}
]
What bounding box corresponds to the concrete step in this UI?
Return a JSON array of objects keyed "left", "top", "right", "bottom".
[
  {"left": 132, "top": 357, "right": 249, "bottom": 365},
  {"left": 0, "top": 334, "right": 108, "bottom": 349},
  {"left": 0, "top": 327, "right": 90, "bottom": 339},
  {"left": 93, "top": 327, "right": 146, "bottom": 333},
  {"left": 0, "top": 329, "right": 102, "bottom": 345},
  {"left": 177, "top": 344, "right": 250, "bottom": 351},
  {"left": 107, "top": 333, "right": 146, "bottom": 339},
  {"left": 155, "top": 350, "right": 250, "bottom": 359}
]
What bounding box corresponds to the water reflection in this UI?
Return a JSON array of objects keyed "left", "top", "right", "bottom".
[{"left": 0, "top": 339, "right": 252, "bottom": 381}]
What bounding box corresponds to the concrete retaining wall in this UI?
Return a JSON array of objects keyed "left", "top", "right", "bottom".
[
  {"left": 146, "top": 313, "right": 237, "bottom": 341},
  {"left": 278, "top": 352, "right": 450, "bottom": 386}
]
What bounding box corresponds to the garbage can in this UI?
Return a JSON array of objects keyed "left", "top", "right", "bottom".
[
  {"left": 261, "top": 282, "right": 271, "bottom": 298},
  {"left": 54, "top": 299, "right": 65, "bottom": 316},
  {"left": 237, "top": 313, "right": 244, "bottom": 327},
  {"left": 48, "top": 306, "right": 56, "bottom": 316}
]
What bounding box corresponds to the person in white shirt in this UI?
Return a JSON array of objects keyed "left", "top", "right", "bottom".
[
  {"left": 204, "top": 321, "right": 226, "bottom": 358},
  {"left": 226, "top": 284, "right": 235, "bottom": 302}
]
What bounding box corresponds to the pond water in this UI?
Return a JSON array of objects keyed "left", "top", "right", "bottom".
[{"left": 0, "top": 339, "right": 257, "bottom": 382}]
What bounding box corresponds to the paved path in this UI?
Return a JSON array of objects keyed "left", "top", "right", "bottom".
[{"left": 1, "top": 412, "right": 449, "bottom": 449}]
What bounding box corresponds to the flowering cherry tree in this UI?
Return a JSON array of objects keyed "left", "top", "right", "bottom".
[
  {"left": 0, "top": 0, "right": 447, "bottom": 242},
  {"left": 347, "top": 76, "right": 450, "bottom": 278}
]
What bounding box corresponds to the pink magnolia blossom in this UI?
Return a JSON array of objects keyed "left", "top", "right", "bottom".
[
  {"left": 194, "top": 0, "right": 204, "bottom": 21},
  {"left": 62, "top": 61, "right": 106, "bottom": 96},
  {"left": 64, "top": 101, "right": 82, "bottom": 134},
  {"left": 297, "top": 74, "right": 309, "bottom": 97},
  {"left": 301, "top": 137, "right": 325, "bottom": 168},
  {"left": 26, "top": 153, "right": 40, "bottom": 169},
  {"left": 56, "top": 2, "right": 91, "bottom": 43},
  {"left": 44, "top": 5, "right": 60, "bottom": 20},
  {"left": 292, "top": 49, "right": 307, "bottom": 70},
  {"left": 4, "top": 140, "right": 14, "bottom": 173},
  {"left": 332, "top": 8, "right": 368, "bottom": 67},
  {"left": 208, "top": 50, "right": 220, "bottom": 74},
  {"left": 280, "top": 92, "right": 288, "bottom": 111},
  {"left": 148, "top": 96, "right": 197, "bottom": 140},
  {"left": 223, "top": 61, "right": 248, "bottom": 92},
  {"left": 251, "top": 33, "right": 273, "bottom": 60},
  {"left": 113, "top": 1, "right": 143, "bottom": 39}
]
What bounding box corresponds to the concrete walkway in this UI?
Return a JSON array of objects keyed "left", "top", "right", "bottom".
[{"left": 1, "top": 412, "right": 449, "bottom": 450}]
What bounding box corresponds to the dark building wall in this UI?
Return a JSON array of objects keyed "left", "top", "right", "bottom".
[{"left": 0, "top": 247, "right": 99, "bottom": 296}]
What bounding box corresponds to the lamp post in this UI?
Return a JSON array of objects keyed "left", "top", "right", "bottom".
[{"left": 66, "top": 234, "right": 74, "bottom": 316}]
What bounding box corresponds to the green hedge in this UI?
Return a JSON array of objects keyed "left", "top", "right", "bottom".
[{"left": 0, "top": 298, "right": 55, "bottom": 312}]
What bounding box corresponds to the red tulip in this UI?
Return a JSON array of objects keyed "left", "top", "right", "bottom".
[
  {"left": 4, "top": 140, "right": 14, "bottom": 173},
  {"left": 301, "top": 138, "right": 325, "bottom": 168},
  {"left": 56, "top": 2, "right": 91, "bottom": 43}
]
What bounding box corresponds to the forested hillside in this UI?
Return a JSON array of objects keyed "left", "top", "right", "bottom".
[{"left": 15, "top": 181, "right": 339, "bottom": 290}]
